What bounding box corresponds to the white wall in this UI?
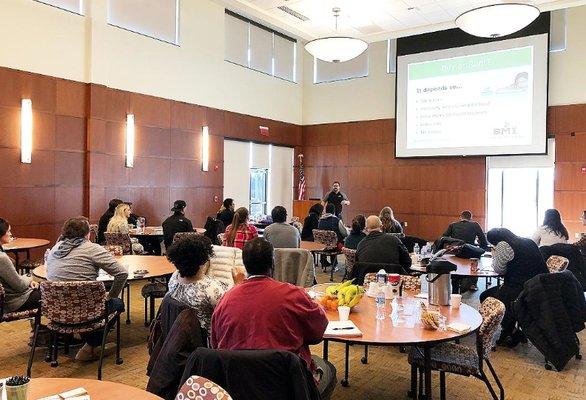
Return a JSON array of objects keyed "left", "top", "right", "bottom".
[
  {"left": 223, "top": 139, "right": 293, "bottom": 217},
  {"left": 0, "top": 0, "right": 303, "bottom": 124},
  {"left": 302, "top": 4, "right": 586, "bottom": 125}
]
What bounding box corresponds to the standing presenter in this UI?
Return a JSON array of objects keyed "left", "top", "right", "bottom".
[{"left": 322, "top": 181, "right": 350, "bottom": 220}]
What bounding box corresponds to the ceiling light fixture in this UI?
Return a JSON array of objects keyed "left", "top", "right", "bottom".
[
  {"left": 304, "top": 7, "right": 368, "bottom": 63},
  {"left": 455, "top": 3, "right": 540, "bottom": 38}
]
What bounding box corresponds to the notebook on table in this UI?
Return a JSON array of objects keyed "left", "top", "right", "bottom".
[{"left": 324, "top": 321, "right": 363, "bottom": 338}]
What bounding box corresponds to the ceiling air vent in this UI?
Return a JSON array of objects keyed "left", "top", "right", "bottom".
[{"left": 277, "top": 5, "right": 309, "bottom": 22}]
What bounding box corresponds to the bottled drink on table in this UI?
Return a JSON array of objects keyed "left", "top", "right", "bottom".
[
  {"left": 413, "top": 243, "right": 420, "bottom": 256},
  {"left": 376, "top": 285, "right": 386, "bottom": 320}
]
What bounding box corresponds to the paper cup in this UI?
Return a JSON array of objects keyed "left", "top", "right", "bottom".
[
  {"left": 338, "top": 306, "right": 351, "bottom": 321},
  {"left": 5, "top": 382, "right": 29, "bottom": 400},
  {"left": 451, "top": 294, "right": 462, "bottom": 308}
]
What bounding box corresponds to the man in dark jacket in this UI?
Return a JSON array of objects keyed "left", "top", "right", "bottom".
[
  {"left": 97, "top": 198, "right": 123, "bottom": 244},
  {"left": 514, "top": 270, "right": 586, "bottom": 371},
  {"left": 443, "top": 210, "right": 489, "bottom": 292},
  {"left": 162, "top": 200, "right": 193, "bottom": 249},
  {"left": 356, "top": 215, "right": 411, "bottom": 269},
  {"left": 216, "top": 198, "right": 235, "bottom": 232}
]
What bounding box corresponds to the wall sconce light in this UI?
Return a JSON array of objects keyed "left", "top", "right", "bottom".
[
  {"left": 21, "top": 99, "right": 33, "bottom": 164},
  {"left": 202, "top": 126, "right": 209, "bottom": 172},
  {"left": 126, "top": 114, "right": 135, "bottom": 168}
]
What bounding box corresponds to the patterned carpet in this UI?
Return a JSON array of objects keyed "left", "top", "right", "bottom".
[{"left": 0, "top": 267, "right": 584, "bottom": 400}]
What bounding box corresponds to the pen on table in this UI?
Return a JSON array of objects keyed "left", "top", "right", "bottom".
[{"left": 333, "top": 327, "right": 354, "bottom": 330}]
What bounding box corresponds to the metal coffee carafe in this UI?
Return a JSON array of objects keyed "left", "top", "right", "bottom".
[{"left": 426, "top": 258, "right": 457, "bottom": 306}]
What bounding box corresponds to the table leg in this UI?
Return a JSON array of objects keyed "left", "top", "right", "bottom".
[
  {"left": 361, "top": 345, "right": 368, "bottom": 364},
  {"left": 341, "top": 342, "right": 350, "bottom": 387},
  {"left": 323, "top": 339, "right": 329, "bottom": 361},
  {"left": 125, "top": 284, "right": 131, "bottom": 325},
  {"left": 423, "top": 346, "right": 432, "bottom": 400}
]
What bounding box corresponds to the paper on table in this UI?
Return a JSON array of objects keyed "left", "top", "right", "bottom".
[
  {"left": 415, "top": 293, "right": 428, "bottom": 299},
  {"left": 59, "top": 388, "right": 87, "bottom": 399},
  {"left": 324, "top": 321, "right": 362, "bottom": 337},
  {"left": 447, "top": 322, "right": 471, "bottom": 334}
]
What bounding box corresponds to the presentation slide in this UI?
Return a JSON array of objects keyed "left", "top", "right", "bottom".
[{"left": 396, "top": 34, "right": 548, "bottom": 158}]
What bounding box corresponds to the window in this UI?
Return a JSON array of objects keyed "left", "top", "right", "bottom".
[
  {"left": 224, "top": 10, "right": 297, "bottom": 83},
  {"left": 550, "top": 9, "right": 566, "bottom": 53},
  {"left": 487, "top": 139, "right": 555, "bottom": 237},
  {"left": 34, "top": 0, "right": 83, "bottom": 15},
  {"left": 313, "top": 50, "right": 369, "bottom": 84},
  {"left": 387, "top": 39, "right": 397, "bottom": 74},
  {"left": 107, "top": 0, "right": 179, "bottom": 45},
  {"left": 250, "top": 168, "right": 268, "bottom": 218}
]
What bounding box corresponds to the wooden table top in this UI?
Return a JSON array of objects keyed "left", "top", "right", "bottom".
[
  {"left": 410, "top": 254, "right": 501, "bottom": 278},
  {"left": 2, "top": 238, "right": 50, "bottom": 252},
  {"left": 33, "top": 255, "right": 175, "bottom": 281},
  {"left": 23, "top": 378, "right": 162, "bottom": 400},
  {"left": 323, "top": 294, "right": 482, "bottom": 346},
  {"left": 300, "top": 241, "right": 326, "bottom": 252},
  {"left": 130, "top": 227, "right": 206, "bottom": 236}
]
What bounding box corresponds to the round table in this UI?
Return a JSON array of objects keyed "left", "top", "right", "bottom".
[
  {"left": 2, "top": 238, "right": 50, "bottom": 269},
  {"left": 300, "top": 241, "right": 326, "bottom": 252},
  {"left": 321, "top": 294, "right": 482, "bottom": 399},
  {"left": 32, "top": 255, "right": 175, "bottom": 281},
  {"left": 24, "top": 378, "right": 162, "bottom": 400}
]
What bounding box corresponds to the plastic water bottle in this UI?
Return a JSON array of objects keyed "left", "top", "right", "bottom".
[
  {"left": 375, "top": 269, "right": 387, "bottom": 320},
  {"left": 413, "top": 243, "right": 420, "bottom": 260},
  {"left": 44, "top": 249, "right": 50, "bottom": 265}
]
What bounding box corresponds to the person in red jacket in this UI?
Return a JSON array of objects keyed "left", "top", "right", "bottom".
[{"left": 211, "top": 237, "right": 336, "bottom": 399}]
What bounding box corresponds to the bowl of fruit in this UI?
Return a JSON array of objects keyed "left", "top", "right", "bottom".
[{"left": 312, "top": 280, "right": 365, "bottom": 312}]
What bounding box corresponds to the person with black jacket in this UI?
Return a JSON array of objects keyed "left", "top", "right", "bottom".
[
  {"left": 97, "top": 198, "right": 123, "bottom": 244},
  {"left": 216, "top": 199, "right": 235, "bottom": 232},
  {"left": 300, "top": 203, "right": 323, "bottom": 241},
  {"left": 162, "top": 200, "right": 193, "bottom": 249},
  {"left": 355, "top": 215, "right": 411, "bottom": 270},
  {"left": 479, "top": 228, "right": 548, "bottom": 347}
]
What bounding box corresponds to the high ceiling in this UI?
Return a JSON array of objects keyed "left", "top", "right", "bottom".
[{"left": 216, "top": 0, "right": 586, "bottom": 42}]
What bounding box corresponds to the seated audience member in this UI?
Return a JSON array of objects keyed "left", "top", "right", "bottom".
[
  {"left": 107, "top": 203, "right": 144, "bottom": 254},
  {"left": 443, "top": 210, "right": 489, "bottom": 292},
  {"left": 0, "top": 218, "right": 40, "bottom": 313},
  {"left": 223, "top": 207, "right": 258, "bottom": 250},
  {"left": 379, "top": 207, "right": 404, "bottom": 237},
  {"left": 125, "top": 202, "right": 140, "bottom": 227},
  {"left": 301, "top": 203, "right": 323, "bottom": 241},
  {"left": 162, "top": 200, "right": 194, "bottom": 249},
  {"left": 317, "top": 203, "right": 348, "bottom": 244},
  {"left": 356, "top": 216, "right": 411, "bottom": 271},
  {"left": 263, "top": 206, "right": 300, "bottom": 249},
  {"left": 344, "top": 215, "right": 366, "bottom": 250},
  {"left": 216, "top": 198, "right": 235, "bottom": 232},
  {"left": 479, "top": 228, "right": 548, "bottom": 347},
  {"left": 97, "top": 198, "right": 123, "bottom": 244},
  {"left": 166, "top": 235, "right": 244, "bottom": 334},
  {"left": 46, "top": 217, "right": 128, "bottom": 361},
  {"left": 443, "top": 210, "right": 489, "bottom": 250},
  {"left": 211, "top": 238, "right": 336, "bottom": 399},
  {"left": 532, "top": 208, "right": 569, "bottom": 247}
]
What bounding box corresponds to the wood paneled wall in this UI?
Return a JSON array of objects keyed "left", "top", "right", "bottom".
[
  {"left": 0, "top": 66, "right": 301, "bottom": 250},
  {"left": 300, "top": 120, "right": 486, "bottom": 240},
  {"left": 0, "top": 67, "right": 87, "bottom": 249},
  {"left": 550, "top": 105, "right": 586, "bottom": 239}
]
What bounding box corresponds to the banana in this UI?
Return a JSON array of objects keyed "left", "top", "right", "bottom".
[
  {"left": 339, "top": 279, "right": 354, "bottom": 288},
  {"left": 344, "top": 285, "right": 358, "bottom": 303},
  {"left": 347, "top": 293, "right": 362, "bottom": 307}
]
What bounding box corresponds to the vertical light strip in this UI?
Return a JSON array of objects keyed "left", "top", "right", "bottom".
[
  {"left": 202, "top": 126, "right": 209, "bottom": 172},
  {"left": 126, "top": 114, "right": 135, "bottom": 168},
  {"left": 20, "top": 99, "right": 32, "bottom": 164}
]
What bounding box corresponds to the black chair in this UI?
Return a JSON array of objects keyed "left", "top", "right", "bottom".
[
  {"left": 350, "top": 262, "right": 408, "bottom": 285},
  {"left": 401, "top": 236, "right": 428, "bottom": 253},
  {"left": 179, "top": 348, "right": 325, "bottom": 400},
  {"left": 203, "top": 217, "right": 225, "bottom": 245}
]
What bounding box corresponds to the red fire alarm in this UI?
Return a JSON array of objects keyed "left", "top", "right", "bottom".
[
  {"left": 214, "top": 164, "right": 219, "bottom": 171},
  {"left": 259, "top": 126, "right": 269, "bottom": 136},
  {"left": 581, "top": 166, "right": 586, "bottom": 174},
  {"left": 213, "top": 195, "right": 219, "bottom": 203}
]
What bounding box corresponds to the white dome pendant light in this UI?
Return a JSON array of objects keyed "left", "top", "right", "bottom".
[
  {"left": 455, "top": 3, "right": 540, "bottom": 38},
  {"left": 305, "top": 7, "right": 368, "bottom": 63}
]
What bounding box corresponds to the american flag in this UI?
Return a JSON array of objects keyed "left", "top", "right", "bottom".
[{"left": 297, "top": 154, "right": 306, "bottom": 200}]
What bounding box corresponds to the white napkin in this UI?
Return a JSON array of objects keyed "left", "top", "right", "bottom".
[
  {"left": 447, "top": 322, "right": 471, "bottom": 334},
  {"left": 324, "top": 321, "right": 362, "bottom": 337}
]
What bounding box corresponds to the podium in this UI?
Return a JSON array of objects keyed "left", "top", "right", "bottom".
[{"left": 293, "top": 200, "right": 320, "bottom": 220}]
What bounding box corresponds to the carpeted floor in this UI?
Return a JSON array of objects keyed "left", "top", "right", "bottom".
[{"left": 1, "top": 267, "right": 584, "bottom": 399}]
